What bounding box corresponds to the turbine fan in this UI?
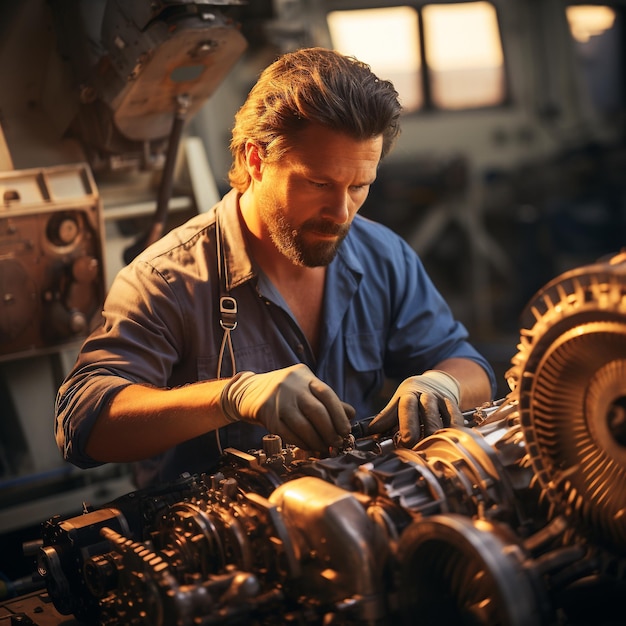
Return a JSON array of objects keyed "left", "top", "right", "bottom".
[{"left": 506, "top": 254, "right": 626, "bottom": 553}]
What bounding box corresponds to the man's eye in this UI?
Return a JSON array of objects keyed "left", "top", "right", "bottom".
[{"left": 310, "top": 181, "right": 327, "bottom": 188}]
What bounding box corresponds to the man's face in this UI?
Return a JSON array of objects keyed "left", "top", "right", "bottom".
[{"left": 252, "top": 123, "right": 383, "bottom": 267}]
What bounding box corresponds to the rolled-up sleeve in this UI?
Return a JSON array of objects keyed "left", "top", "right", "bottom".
[{"left": 55, "top": 367, "right": 133, "bottom": 467}]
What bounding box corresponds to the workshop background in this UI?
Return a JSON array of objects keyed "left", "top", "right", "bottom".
[{"left": 0, "top": 0, "right": 624, "bottom": 604}]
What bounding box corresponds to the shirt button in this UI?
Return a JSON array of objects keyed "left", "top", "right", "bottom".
[{"left": 296, "top": 343, "right": 305, "bottom": 354}]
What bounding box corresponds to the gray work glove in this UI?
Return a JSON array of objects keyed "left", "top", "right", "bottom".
[
  {"left": 220, "top": 364, "right": 354, "bottom": 451},
  {"left": 368, "top": 370, "right": 464, "bottom": 448}
]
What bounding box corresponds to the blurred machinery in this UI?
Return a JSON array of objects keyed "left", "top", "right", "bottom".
[
  {"left": 1, "top": 253, "right": 623, "bottom": 625},
  {"left": 0, "top": 1, "right": 247, "bottom": 361},
  {"left": 0, "top": 0, "right": 248, "bottom": 509},
  {"left": 0, "top": 164, "right": 105, "bottom": 359},
  {"left": 55, "top": 0, "right": 248, "bottom": 170}
]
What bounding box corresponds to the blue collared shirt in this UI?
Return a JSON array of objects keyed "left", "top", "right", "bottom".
[{"left": 56, "top": 189, "right": 496, "bottom": 486}]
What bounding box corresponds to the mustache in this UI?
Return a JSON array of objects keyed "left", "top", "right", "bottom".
[{"left": 298, "top": 219, "right": 349, "bottom": 237}]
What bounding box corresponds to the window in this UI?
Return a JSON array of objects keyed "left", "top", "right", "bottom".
[
  {"left": 566, "top": 5, "right": 616, "bottom": 43},
  {"left": 327, "top": 6, "right": 422, "bottom": 112},
  {"left": 423, "top": 2, "right": 505, "bottom": 109},
  {"left": 565, "top": 5, "right": 623, "bottom": 117},
  {"left": 327, "top": 2, "right": 506, "bottom": 113}
]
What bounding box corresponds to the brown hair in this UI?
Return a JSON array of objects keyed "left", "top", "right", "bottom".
[{"left": 228, "top": 47, "right": 402, "bottom": 192}]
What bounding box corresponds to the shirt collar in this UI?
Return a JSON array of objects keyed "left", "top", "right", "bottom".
[
  {"left": 336, "top": 220, "right": 366, "bottom": 278},
  {"left": 217, "top": 189, "right": 256, "bottom": 291}
]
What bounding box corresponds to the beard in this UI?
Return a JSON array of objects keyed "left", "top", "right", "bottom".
[{"left": 262, "top": 204, "right": 350, "bottom": 267}]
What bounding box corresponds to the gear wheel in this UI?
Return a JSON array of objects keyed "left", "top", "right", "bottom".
[{"left": 506, "top": 253, "right": 626, "bottom": 552}]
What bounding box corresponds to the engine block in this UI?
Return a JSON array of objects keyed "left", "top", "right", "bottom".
[{"left": 36, "top": 254, "right": 626, "bottom": 625}]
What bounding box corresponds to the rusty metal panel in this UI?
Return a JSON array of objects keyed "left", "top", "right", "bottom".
[{"left": 0, "top": 163, "right": 105, "bottom": 360}]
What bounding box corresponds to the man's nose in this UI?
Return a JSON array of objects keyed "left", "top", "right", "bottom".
[{"left": 323, "top": 190, "right": 351, "bottom": 224}]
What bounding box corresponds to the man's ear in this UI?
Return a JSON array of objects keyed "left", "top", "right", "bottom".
[{"left": 244, "top": 141, "right": 263, "bottom": 182}]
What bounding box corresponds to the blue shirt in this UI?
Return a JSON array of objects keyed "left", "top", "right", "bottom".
[{"left": 56, "top": 189, "right": 496, "bottom": 486}]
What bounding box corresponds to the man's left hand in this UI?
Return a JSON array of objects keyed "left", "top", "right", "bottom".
[{"left": 368, "top": 370, "right": 464, "bottom": 448}]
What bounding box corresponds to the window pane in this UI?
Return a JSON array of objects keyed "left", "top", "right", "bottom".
[
  {"left": 327, "top": 7, "right": 423, "bottom": 112},
  {"left": 566, "top": 5, "right": 622, "bottom": 117},
  {"left": 566, "top": 5, "right": 616, "bottom": 43},
  {"left": 423, "top": 1, "right": 506, "bottom": 110}
]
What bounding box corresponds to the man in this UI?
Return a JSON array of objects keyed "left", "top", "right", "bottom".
[{"left": 56, "top": 47, "right": 496, "bottom": 488}]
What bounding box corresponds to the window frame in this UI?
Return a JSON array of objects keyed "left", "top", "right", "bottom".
[{"left": 325, "top": 0, "right": 512, "bottom": 115}]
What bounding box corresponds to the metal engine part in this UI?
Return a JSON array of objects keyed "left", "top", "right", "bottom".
[
  {"left": 0, "top": 164, "right": 105, "bottom": 360},
  {"left": 50, "top": 0, "right": 248, "bottom": 171},
  {"left": 507, "top": 251, "right": 626, "bottom": 555},
  {"left": 35, "top": 254, "right": 626, "bottom": 625}
]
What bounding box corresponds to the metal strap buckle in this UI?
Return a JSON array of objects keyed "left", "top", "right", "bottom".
[{"left": 219, "top": 295, "right": 238, "bottom": 330}]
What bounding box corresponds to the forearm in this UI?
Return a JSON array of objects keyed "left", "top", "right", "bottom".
[
  {"left": 85, "top": 380, "right": 232, "bottom": 463},
  {"left": 432, "top": 357, "right": 493, "bottom": 410}
]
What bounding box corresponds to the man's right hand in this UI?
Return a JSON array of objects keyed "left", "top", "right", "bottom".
[{"left": 220, "top": 364, "right": 354, "bottom": 451}]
